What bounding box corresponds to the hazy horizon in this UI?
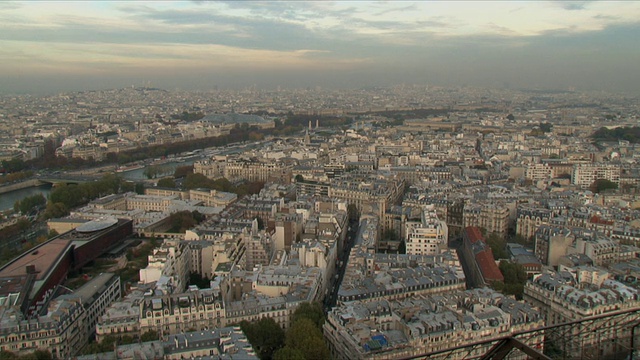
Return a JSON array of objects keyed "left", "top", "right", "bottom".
[{"left": 2, "top": 1, "right": 640, "bottom": 95}]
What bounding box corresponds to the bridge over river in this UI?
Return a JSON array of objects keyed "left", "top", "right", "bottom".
[{"left": 36, "top": 174, "right": 100, "bottom": 185}]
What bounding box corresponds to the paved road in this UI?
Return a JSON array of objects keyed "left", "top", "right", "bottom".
[{"left": 324, "top": 219, "right": 359, "bottom": 312}]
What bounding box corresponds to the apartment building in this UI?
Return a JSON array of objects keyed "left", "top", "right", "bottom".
[
  {"left": 0, "top": 273, "right": 121, "bottom": 358},
  {"left": 405, "top": 206, "right": 448, "bottom": 256},
  {"left": 534, "top": 225, "right": 575, "bottom": 267},
  {"left": 516, "top": 207, "right": 551, "bottom": 240},
  {"left": 83, "top": 327, "right": 257, "bottom": 360},
  {"left": 525, "top": 163, "right": 553, "bottom": 181},
  {"left": 524, "top": 271, "right": 639, "bottom": 358},
  {"left": 329, "top": 174, "right": 405, "bottom": 222},
  {"left": 99, "top": 263, "right": 322, "bottom": 339},
  {"left": 193, "top": 158, "right": 226, "bottom": 180},
  {"left": 139, "top": 241, "right": 190, "bottom": 295},
  {"left": 188, "top": 189, "right": 237, "bottom": 207},
  {"left": 224, "top": 158, "right": 291, "bottom": 183},
  {"left": 463, "top": 203, "right": 510, "bottom": 238},
  {"left": 325, "top": 289, "right": 544, "bottom": 360},
  {"left": 572, "top": 163, "right": 620, "bottom": 188}
]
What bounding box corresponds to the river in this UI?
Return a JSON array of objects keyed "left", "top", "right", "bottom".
[
  {"left": 120, "top": 158, "right": 199, "bottom": 181},
  {"left": 0, "top": 158, "right": 200, "bottom": 212},
  {"left": 0, "top": 146, "right": 260, "bottom": 212},
  {"left": 0, "top": 184, "right": 52, "bottom": 211}
]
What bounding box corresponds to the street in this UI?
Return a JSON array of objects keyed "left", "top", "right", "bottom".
[{"left": 324, "top": 219, "right": 359, "bottom": 312}]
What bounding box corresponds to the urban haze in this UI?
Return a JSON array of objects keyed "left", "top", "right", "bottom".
[{"left": 1, "top": 1, "right": 640, "bottom": 94}]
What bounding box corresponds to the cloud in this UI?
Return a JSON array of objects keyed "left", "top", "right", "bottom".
[
  {"left": 0, "top": 2, "right": 21, "bottom": 11},
  {"left": 373, "top": 3, "right": 418, "bottom": 16},
  {"left": 1, "top": 1, "right": 640, "bottom": 94},
  {"left": 556, "top": 1, "right": 590, "bottom": 11}
]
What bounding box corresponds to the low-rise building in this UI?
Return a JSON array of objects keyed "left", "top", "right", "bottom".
[{"left": 461, "top": 226, "right": 504, "bottom": 288}]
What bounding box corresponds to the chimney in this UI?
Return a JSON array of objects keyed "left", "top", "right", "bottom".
[{"left": 26, "top": 265, "right": 36, "bottom": 274}]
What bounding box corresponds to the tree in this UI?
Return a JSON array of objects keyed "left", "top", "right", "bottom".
[
  {"left": 273, "top": 347, "right": 305, "bottom": 360},
  {"left": 16, "top": 218, "right": 31, "bottom": 231},
  {"left": 497, "top": 261, "right": 528, "bottom": 299},
  {"left": 0, "top": 350, "right": 17, "bottom": 360},
  {"left": 157, "top": 177, "right": 176, "bottom": 188},
  {"left": 240, "top": 317, "right": 285, "bottom": 360},
  {"left": 237, "top": 181, "right": 265, "bottom": 196},
  {"left": 27, "top": 349, "right": 51, "bottom": 359},
  {"left": 100, "top": 173, "right": 122, "bottom": 194},
  {"left": 141, "top": 330, "right": 159, "bottom": 342},
  {"left": 192, "top": 211, "right": 205, "bottom": 223},
  {"left": 485, "top": 233, "right": 508, "bottom": 260},
  {"left": 184, "top": 173, "right": 217, "bottom": 190},
  {"left": 135, "top": 182, "right": 145, "bottom": 195},
  {"left": 294, "top": 174, "right": 304, "bottom": 182},
  {"left": 14, "top": 193, "right": 46, "bottom": 214},
  {"left": 539, "top": 122, "right": 553, "bottom": 133},
  {"left": 143, "top": 165, "right": 161, "bottom": 179},
  {"left": 174, "top": 165, "right": 194, "bottom": 178},
  {"left": 285, "top": 318, "right": 329, "bottom": 360},
  {"left": 1, "top": 158, "right": 26, "bottom": 173},
  {"left": 121, "top": 181, "right": 135, "bottom": 193},
  {"left": 291, "top": 302, "right": 325, "bottom": 330},
  {"left": 43, "top": 201, "right": 68, "bottom": 219},
  {"left": 169, "top": 211, "right": 197, "bottom": 233},
  {"left": 590, "top": 179, "right": 618, "bottom": 193},
  {"left": 512, "top": 234, "right": 530, "bottom": 246},
  {"left": 506, "top": 114, "right": 515, "bottom": 121},
  {"left": 591, "top": 126, "right": 640, "bottom": 144}
]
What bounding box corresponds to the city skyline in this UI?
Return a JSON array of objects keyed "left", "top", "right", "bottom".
[{"left": 1, "top": 1, "right": 640, "bottom": 94}]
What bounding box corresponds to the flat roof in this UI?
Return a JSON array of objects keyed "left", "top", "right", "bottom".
[
  {"left": 73, "top": 273, "right": 117, "bottom": 304},
  {"left": 0, "top": 238, "right": 72, "bottom": 280},
  {"left": 76, "top": 217, "right": 118, "bottom": 233}
]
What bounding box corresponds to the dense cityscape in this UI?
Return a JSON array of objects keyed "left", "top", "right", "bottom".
[
  {"left": 2, "top": 0, "right": 640, "bottom": 359},
  {"left": 0, "top": 84, "right": 638, "bottom": 360}
]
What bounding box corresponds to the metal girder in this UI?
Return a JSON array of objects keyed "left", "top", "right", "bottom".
[
  {"left": 399, "top": 307, "right": 640, "bottom": 360},
  {"left": 480, "top": 337, "right": 551, "bottom": 360}
]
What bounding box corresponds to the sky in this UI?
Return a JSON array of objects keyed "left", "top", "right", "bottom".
[{"left": 1, "top": 1, "right": 640, "bottom": 94}]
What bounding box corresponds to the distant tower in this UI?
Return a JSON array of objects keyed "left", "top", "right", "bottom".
[
  {"left": 304, "top": 129, "right": 311, "bottom": 145},
  {"left": 309, "top": 121, "right": 312, "bottom": 130},
  {"left": 315, "top": 119, "right": 319, "bottom": 129}
]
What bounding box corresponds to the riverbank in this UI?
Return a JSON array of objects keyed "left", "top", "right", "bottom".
[{"left": 0, "top": 179, "right": 43, "bottom": 195}]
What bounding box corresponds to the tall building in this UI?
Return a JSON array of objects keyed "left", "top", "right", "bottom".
[
  {"left": 571, "top": 163, "right": 620, "bottom": 188},
  {"left": 405, "top": 206, "right": 448, "bottom": 256},
  {"left": 534, "top": 226, "right": 575, "bottom": 267}
]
